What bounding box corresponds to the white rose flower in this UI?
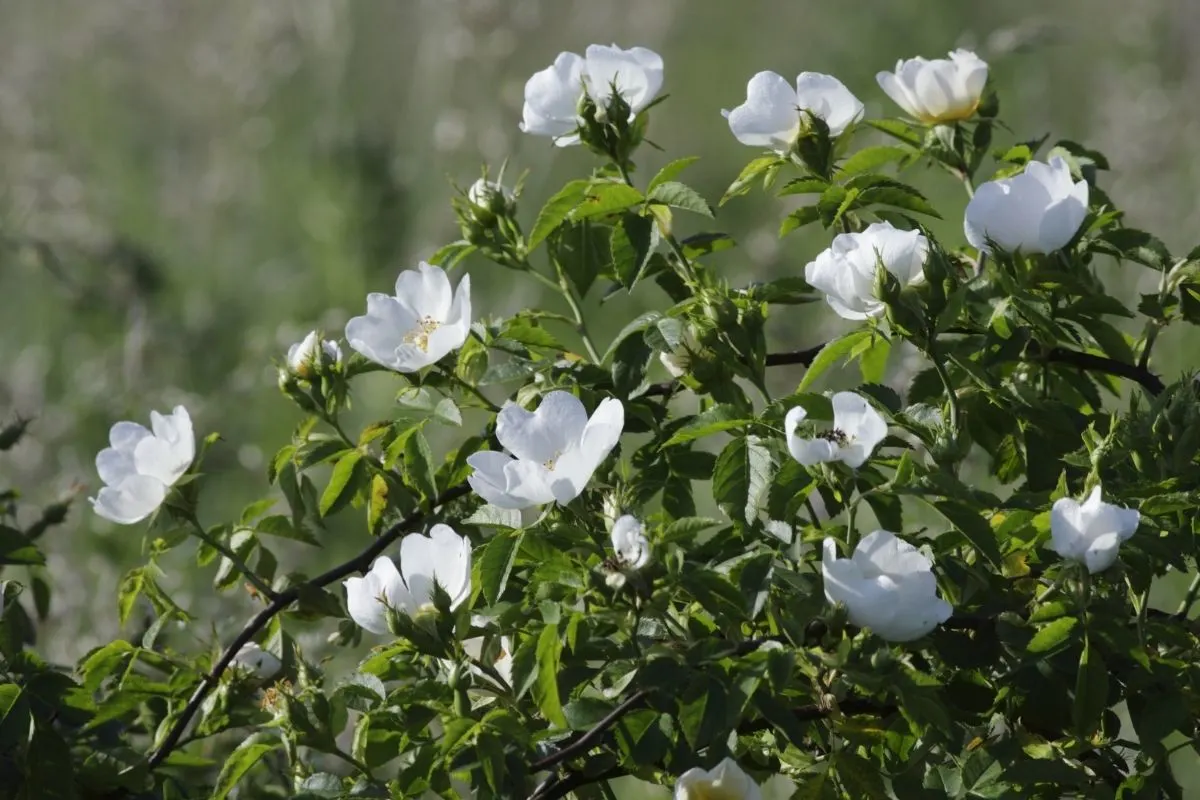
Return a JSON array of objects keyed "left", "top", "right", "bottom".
[
  {"left": 723, "top": 71, "right": 864, "bottom": 151},
  {"left": 343, "top": 525, "right": 472, "bottom": 635},
  {"left": 822, "top": 531, "right": 953, "bottom": 642},
  {"left": 964, "top": 156, "right": 1089, "bottom": 254},
  {"left": 876, "top": 49, "right": 989, "bottom": 124},
  {"left": 345, "top": 262, "right": 471, "bottom": 373},
  {"left": 466, "top": 391, "right": 624, "bottom": 509},
  {"left": 675, "top": 757, "right": 762, "bottom": 800},
  {"left": 804, "top": 222, "right": 929, "bottom": 320},
  {"left": 90, "top": 405, "right": 195, "bottom": 525},
  {"left": 231, "top": 642, "right": 282, "bottom": 680},
  {"left": 611, "top": 515, "right": 650, "bottom": 569},
  {"left": 520, "top": 45, "right": 664, "bottom": 146},
  {"left": 785, "top": 392, "right": 887, "bottom": 469},
  {"left": 286, "top": 330, "right": 342, "bottom": 377},
  {"left": 467, "top": 178, "right": 515, "bottom": 212},
  {"left": 1049, "top": 485, "right": 1140, "bottom": 574}
]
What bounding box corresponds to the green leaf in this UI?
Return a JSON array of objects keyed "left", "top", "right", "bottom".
[
  {"left": 573, "top": 182, "right": 644, "bottom": 220},
  {"left": 838, "top": 145, "right": 914, "bottom": 176},
  {"left": 836, "top": 751, "right": 890, "bottom": 799},
  {"left": 320, "top": 450, "right": 365, "bottom": 517},
  {"left": 663, "top": 405, "right": 750, "bottom": 447},
  {"left": 1027, "top": 616, "right": 1079, "bottom": 654},
  {"left": 117, "top": 567, "right": 145, "bottom": 627},
  {"left": 0, "top": 525, "right": 42, "bottom": 566},
  {"left": 866, "top": 119, "right": 922, "bottom": 147},
  {"left": 713, "top": 435, "right": 775, "bottom": 524},
  {"left": 611, "top": 329, "right": 652, "bottom": 399},
  {"left": 647, "top": 181, "right": 713, "bottom": 217},
  {"left": 404, "top": 430, "right": 437, "bottom": 504},
  {"left": 603, "top": 311, "right": 662, "bottom": 364},
  {"left": 780, "top": 204, "right": 821, "bottom": 236},
  {"left": 528, "top": 180, "right": 589, "bottom": 251},
  {"left": 777, "top": 177, "right": 830, "bottom": 196},
  {"left": 721, "top": 155, "right": 783, "bottom": 205},
  {"left": 533, "top": 624, "right": 566, "bottom": 728},
  {"left": 859, "top": 335, "right": 891, "bottom": 384},
  {"left": 857, "top": 182, "right": 941, "bottom": 218},
  {"left": 479, "top": 530, "right": 522, "bottom": 605},
  {"left": 797, "top": 329, "right": 873, "bottom": 391},
  {"left": 211, "top": 733, "right": 280, "bottom": 800},
  {"left": 648, "top": 156, "right": 700, "bottom": 193},
  {"left": 681, "top": 569, "right": 748, "bottom": 622},
  {"left": 680, "top": 232, "right": 736, "bottom": 259},
  {"left": 552, "top": 220, "right": 610, "bottom": 297},
  {"left": 79, "top": 640, "right": 135, "bottom": 693},
  {"left": 1073, "top": 636, "right": 1108, "bottom": 737},
  {"left": 255, "top": 514, "right": 320, "bottom": 546},
  {"left": 610, "top": 212, "right": 656, "bottom": 290},
  {"left": 931, "top": 500, "right": 1003, "bottom": 569}
]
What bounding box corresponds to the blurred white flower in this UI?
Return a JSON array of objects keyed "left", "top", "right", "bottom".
[
  {"left": 964, "top": 157, "right": 1089, "bottom": 254},
  {"left": 822, "top": 531, "right": 953, "bottom": 642},
  {"left": 231, "top": 642, "right": 282, "bottom": 680},
  {"left": 804, "top": 221, "right": 928, "bottom": 320},
  {"left": 876, "top": 49, "right": 989, "bottom": 124},
  {"left": 611, "top": 514, "right": 650, "bottom": 569},
  {"left": 675, "top": 757, "right": 762, "bottom": 800},
  {"left": 90, "top": 406, "right": 195, "bottom": 525},
  {"left": 345, "top": 262, "right": 471, "bottom": 373},
  {"left": 467, "top": 178, "right": 515, "bottom": 212},
  {"left": 286, "top": 330, "right": 342, "bottom": 377},
  {"left": 462, "top": 635, "right": 514, "bottom": 688},
  {"left": 786, "top": 392, "right": 887, "bottom": 469},
  {"left": 467, "top": 391, "right": 624, "bottom": 509},
  {"left": 343, "top": 525, "right": 472, "bottom": 634},
  {"left": 1050, "top": 485, "right": 1140, "bottom": 574},
  {"left": 723, "top": 71, "right": 864, "bottom": 150},
  {"left": 520, "top": 45, "right": 664, "bottom": 146}
]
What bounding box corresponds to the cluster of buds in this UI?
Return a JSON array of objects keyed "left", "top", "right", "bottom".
[
  {"left": 277, "top": 330, "right": 345, "bottom": 416},
  {"left": 453, "top": 172, "right": 524, "bottom": 270}
]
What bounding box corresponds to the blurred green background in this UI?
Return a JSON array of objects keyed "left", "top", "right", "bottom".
[{"left": 2, "top": 0, "right": 1199, "bottom": 782}]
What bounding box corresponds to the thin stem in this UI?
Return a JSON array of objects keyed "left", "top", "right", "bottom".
[
  {"left": 188, "top": 516, "right": 276, "bottom": 600},
  {"left": 929, "top": 348, "right": 961, "bottom": 434},
  {"left": 554, "top": 260, "right": 602, "bottom": 363},
  {"left": 805, "top": 497, "right": 823, "bottom": 530},
  {"left": 329, "top": 745, "right": 372, "bottom": 778},
  {"left": 960, "top": 171, "right": 975, "bottom": 198},
  {"left": 1175, "top": 573, "right": 1200, "bottom": 620},
  {"left": 439, "top": 365, "right": 500, "bottom": 412}
]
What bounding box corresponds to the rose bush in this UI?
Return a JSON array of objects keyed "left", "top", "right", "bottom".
[{"left": 3, "top": 37, "right": 1200, "bottom": 800}]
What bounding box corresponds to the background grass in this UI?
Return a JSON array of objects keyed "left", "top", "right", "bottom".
[{"left": 2, "top": 0, "right": 1199, "bottom": 788}]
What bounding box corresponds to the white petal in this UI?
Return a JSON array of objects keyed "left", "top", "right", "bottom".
[
  {"left": 466, "top": 451, "right": 555, "bottom": 509},
  {"left": 496, "top": 391, "right": 587, "bottom": 463},
  {"left": 1082, "top": 531, "right": 1123, "bottom": 574},
  {"left": 109, "top": 420, "right": 151, "bottom": 453},
  {"left": 611, "top": 515, "right": 649, "bottom": 567},
  {"left": 90, "top": 475, "right": 168, "bottom": 525},
  {"left": 876, "top": 70, "right": 922, "bottom": 119},
  {"left": 521, "top": 52, "right": 585, "bottom": 139},
  {"left": 96, "top": 447, "right": 137, "bottom": 488},
  {"left": 789, "top": 436, "right": 839, "bottom": 466},
  {"left": 134, "top": 406, "right": 194, "bottom": 486},
  {"left": 548, "top": 397, "right": 624, "bottom": 503},
  {"left": 793, "top": 72, "right": 864, "bottom": 136},
  {"left": 675, "top": 757, "right": 761, "bottom": 800},
  {"left": 232, "top": 643, "right": 282, "bottom": 679},
  {"left": 852, "top": 530, "right": 932, "bottom": 578},
  {"left": 394, "top": 262, "right": 454, "bottom": 322},
  {"left": 724, "top": 71, "right": 800, "bottom": 150},
  {"left": 345, "top": 557, "right": 404, "bottom": 633},
  {"left": 831, "top": 392, "right": 887, "bottom": 467},
  {"left": 860, "top": 221, "right": 929, "bottom": 287},
  {"left": 583, "top": 44, "right": 664, "bottom": 113},
  {"left": 400, "top": 525, "right": 472, "bottom": 610},
  {"left": 1049, "top": 496, "right": 1091, "bottom": 561}
]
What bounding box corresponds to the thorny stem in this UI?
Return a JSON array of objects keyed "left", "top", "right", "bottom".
[{"left": 186, "top": 515, "right": 276, "bottom": 601}]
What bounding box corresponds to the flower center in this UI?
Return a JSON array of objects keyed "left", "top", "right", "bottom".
[
  {"left": 817, "top": 428, "right": 849, "bottom": 445},
  {"left": 403, "top": 316, "right": 442, "bottom": 352},
  {"left": 542, "top": 450, "right": 563, "bottom": 471}
]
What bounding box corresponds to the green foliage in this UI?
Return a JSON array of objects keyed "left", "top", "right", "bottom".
[{"left": 6, "top": 39, "right": 1200, "bottom": 800}]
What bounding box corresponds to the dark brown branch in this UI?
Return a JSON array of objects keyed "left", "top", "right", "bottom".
[
  {"left": 529, "top": 766, "right": 627, "bottom": 800},
  {"left": 145, "top": 483, "right": 472, "bottom": 769},
  {"left": 530, "top": 689, "right": 651, "bottom": 772},
  {"left": 1042, "top": 346, "right": 1165, "bottom": 396}
]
